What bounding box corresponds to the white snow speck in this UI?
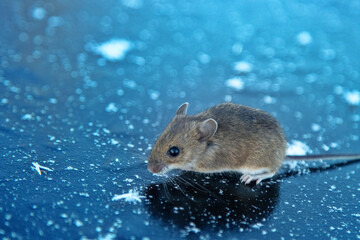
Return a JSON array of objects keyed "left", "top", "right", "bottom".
[
  {"left": 287, "top": 140, "right": 311, "bottom": 155},
  {"left": 124, "top": 178, "right": 134, "bottom": 183},
  {"left": 74, "top": 219, "right": 84, "bottom": 227},
  {"left": 344, "top": 90, "right": 360, "bottom": 106},
  {"left": 328, "top": 206, "right": 343, "bottom": 212},
  {"left": 148, "top": 90, "right": 160, "bottom": 100},
  {"left": 112, "top": 190, "right": 144, "bottom": 203},
  {"left": 311, "top": 123, "right": 321, "bottom": 132},
  {"left": 93, "top": 39, "right": 132, "bottom": 61},
  {"left": 32, "top": 7, "right": 47, "bottom": 20},
  {"left": 124, "top": 79, "right": 137, "bottom": 89},
  {"left": 111, "top": 139, "right": 119, "bottom": 145},
  {"left": 234, "top": 61, "right": 252, "bottom": 73},
  {"left": 117, "top": 89, "right": 124, "bottom": 96},
  {"left": 322, "top": 144, "right": 330, "bottom": 151},
  {"left": 22, "top": 114, "right": 33, "bottom": 120},
  {"left": 185, "top": 222, "right": 201, "bottom": 234},
  {"left": 122, "top": 0, "right": 143, "bottom": 9},
  {"left": 251, "top": 223, "right": 264, "bottom": 229},
  {"left": 225, "top": 77, "right": 244, "bottom": 91},
  {"left": 224, "top": 95, "right": 232, "bottom": 102},
  {"left": 99, "top": 233, "right": 116, "bottom": 240},
  {"left": 198, "top": 53, "right": 210, "bottom": 64},
  {"left": 105, "top": 103, "right": 118, "bottom": 112},
  {"left": 263, "top": 95, "right": 276, "bottom": 104},
  {"left": 296, "top": 31, "right": 312, "bottom": 45},
  {"left": 65, "top": 166, "right": 78, "bottom": 171},
  {"left": 49, "top": 98, "right": 57, "bottom": 104}
]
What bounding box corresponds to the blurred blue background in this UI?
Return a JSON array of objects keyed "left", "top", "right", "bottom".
[{"left": 0, "top": 0, "right": 359, "bottom": 239}]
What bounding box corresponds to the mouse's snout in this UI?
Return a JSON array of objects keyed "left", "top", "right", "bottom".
[{"left": 147, "top": 159, "right": 167, "bottom": 174}]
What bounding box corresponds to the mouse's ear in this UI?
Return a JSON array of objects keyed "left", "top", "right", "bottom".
[
  {"left": 197, "top": 118, "right": 218, "bottom": 142},
  {"left": 176, "top": 102, "right": 189, "bottom": 116}
]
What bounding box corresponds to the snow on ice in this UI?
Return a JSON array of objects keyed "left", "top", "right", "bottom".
[
  {"left": 296, "top": 31, "right": 312, "bottom": 45},
  {"left": 234, "top": 61, "right": 252, "bottom": 73},
  {"left": 225, "top": 77, "right": 244, "bottom": 91},
  {"left": 286, "top": 140, "right": 311, "bottom": 155},
  {"left": 344, "top": 90, "right": 360, "bottom": 106},
  {"left": 93, "top": 39, "right": 132, "bottom": 61},
  {"left": 112, "top": 190, "right": 144, "bottom": 203}
]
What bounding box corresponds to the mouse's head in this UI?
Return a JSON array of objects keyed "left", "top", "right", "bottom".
[{"left": 148, "top": 102, "right": 218, "bottom": 175}]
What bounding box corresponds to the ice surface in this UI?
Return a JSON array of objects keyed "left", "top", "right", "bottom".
[
  {"left": 225, "top": 77, "right": 244, "bottom": 91},
  {"left": 93, "top": 39, "right": 132, "bottom": 61},
  {"left": 1, "top": 1, "right": 360, "bottom": 239},
  {"left": 232, "top": 43, "right": 243, "bottom": 55}
]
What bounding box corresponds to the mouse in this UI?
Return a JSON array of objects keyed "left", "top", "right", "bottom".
[{"left": 147, "top": 102, "right": 360, "bottom": 184}]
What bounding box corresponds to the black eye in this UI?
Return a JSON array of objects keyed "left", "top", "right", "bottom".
[{"left": 168, "top": 146, "right": 180, "bottom": 157}]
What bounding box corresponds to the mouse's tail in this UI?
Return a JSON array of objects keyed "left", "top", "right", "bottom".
[{"left": 284, "top": 154, "right": 360, "bottom": 161}]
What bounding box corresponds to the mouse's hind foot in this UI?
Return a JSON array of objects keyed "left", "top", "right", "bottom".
[{"left": 240, "top": 171, "right": 276, "bottom": 185}]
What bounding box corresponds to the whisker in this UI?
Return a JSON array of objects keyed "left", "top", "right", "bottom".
[
  {"left": 169, "top": 178, "right": 194, "bottom": 201},
  {"left": 177, "top": 175, "right": 225, "bottom": 203},
  {"left": 162, "top": 182, "right": 173, "bottom": 203}
]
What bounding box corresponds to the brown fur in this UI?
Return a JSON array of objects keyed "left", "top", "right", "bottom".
[{"left": 148, "top": 103, "right": 287, "bottom": 179}]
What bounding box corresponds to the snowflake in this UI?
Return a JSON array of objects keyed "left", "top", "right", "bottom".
[{"left": 112, "top": 190, "right": 144, "bottom": 203}]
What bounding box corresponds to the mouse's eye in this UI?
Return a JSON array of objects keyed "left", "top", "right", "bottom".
[{"left": 168, "top": 146, "right": 180, "bottom": 157}]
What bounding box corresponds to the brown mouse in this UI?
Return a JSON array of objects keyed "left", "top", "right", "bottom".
[{"left": 147, "top": 102, "right": 360, "bottom": 184}]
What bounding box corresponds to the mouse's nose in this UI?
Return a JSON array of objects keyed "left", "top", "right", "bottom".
[{"left": 148, "top": 160, "right": 166, "bottom": 173}]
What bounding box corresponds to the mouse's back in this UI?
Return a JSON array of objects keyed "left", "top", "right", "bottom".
[{"left": 196, "top": 103, "right": 287, "bottom": 171}]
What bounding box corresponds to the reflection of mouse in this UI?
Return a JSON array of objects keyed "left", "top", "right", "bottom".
[
  {"left": 145, "top": 172, "right": 279, "bottom": 231},
  {"left": 148, "top": 102, "right": 360, "bottom": 184}
]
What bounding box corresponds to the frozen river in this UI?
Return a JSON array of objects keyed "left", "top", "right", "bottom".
[{"left": 1, "top": 0, "right": 360, "bottom": 239}]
